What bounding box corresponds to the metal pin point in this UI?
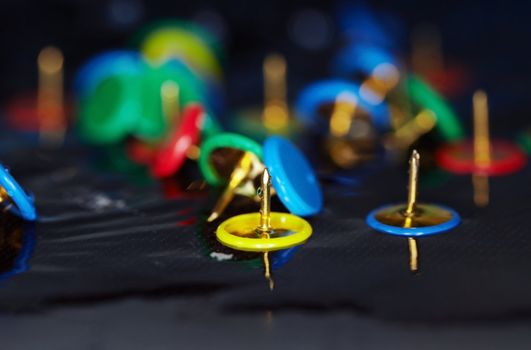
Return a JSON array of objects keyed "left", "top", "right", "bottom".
[
  {"left": 258, "top": 168, "right": 274, "bottom": 290},
  {"left": 207, "top": 152, "right": 255, "bottom": 222}
]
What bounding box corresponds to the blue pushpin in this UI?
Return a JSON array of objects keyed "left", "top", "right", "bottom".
[
  {"left": 366, "top": 150, "right": 460, "bottom": 271},
  {"left": 74, "top": 50, "right": 143, "bottom": 100},
  {"left": 295, "top": 79, "right": 391, "bottom": 132},
  {"left": 0, "top": 164, "right": 36, "bottom": 221},
  {"left": 263, "top": 136, "right": 323, "bottom": 216}
]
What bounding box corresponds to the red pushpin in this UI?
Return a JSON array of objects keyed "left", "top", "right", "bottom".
[
  {"left": 5, "top": 46, "right": 69, "bottom": 146},
  {"left": 126, "top": 103, "right": 204, "bottom": 178},
  {"left": 436, "top": 90, "right": 527, "bottom": 206}
]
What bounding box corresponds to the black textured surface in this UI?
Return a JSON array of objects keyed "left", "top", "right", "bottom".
[{"left": 0, "top": 131, "right": 530, "bottom": 325}]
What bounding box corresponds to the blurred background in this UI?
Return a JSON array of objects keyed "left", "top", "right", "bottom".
[{"left": 0, "top": 0, "right": 530, "bottom": 120}]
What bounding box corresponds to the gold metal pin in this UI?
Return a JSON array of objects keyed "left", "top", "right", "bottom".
[
  {"left": 258, "top": 168, "right": 274, "bottom": 290},
  {"left": 37, "top": 46, "right": 65, "bottom": 147},
  {"left": 262, "top": 53, "right": 289, "bottom": 131},
  {"left": 207, "top": 152, "right": 256, "bottom": 222},
  {"left": 385, "top": 109, "right": 437, "bottom": 150},
  {"left": 161, "top": 80, "right": 180, "bottom": 129},
  {"left": 359, "top": 63, "right": 400, "bottom": 105},
  {"left": 329, "top": 92, "right": 357, "bottom": 138},
  {"left": 405, "top": 150, "right": 420, "bottom": 217},
  {"left": 405, "top": 150, "right": 420, "bottom": 272},
  {"left": 257, "top": 168, "right": 272, "bottom": 233},
  {"left": 472, "top": 90, "right": 490, "bottom": 207}
]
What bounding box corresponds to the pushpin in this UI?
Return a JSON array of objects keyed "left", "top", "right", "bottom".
[
  {"left": 366, "top": 150, "right": 460, "bottom": 272},
  {"left": 6, "top": 46, "right": 68, "bottom": 146},
  {"left": 123, "top": 72, "right": 206, "bottom": 177},
  {"left": 135, "top": 19, "right": 224, "bottom": 82},
  {"left": 200, "top": 133, "right": 323, "bottom": 221},
  {"left": 230, "top": 53, "right": 300, "bottom": 141},
  {"left": 295, "top": 80, "right": 391, "bottom": 132},
  {"left": 74, "top": 50, "right": 143, "bottom": 100},
  {"left": 150, "top": 103, "right": 204, "bottom": 178},
  {"left": 216, "top": 168, "right": 313, "bottom": 289},
  {"left": 296, "top": 80, "right": 390, "bottom": 169},
  {"left": 262, "top": 54, "right": 289, "bottom": 131},
  {"left": 126, "top": 80, "right": 184, "bottom": 166},
  {"left": 436, "top": 90, "right": 527, "bottom": 206},
  {"left": 78, "top": 58, "right": 219, "bottom": 145},
  {"left": 0, "top": 164, "right": 36, "bottom": 221}
]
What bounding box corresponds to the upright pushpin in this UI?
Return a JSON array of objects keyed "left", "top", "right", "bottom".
[
  {"left": 366, "top": 150, "right": 460, "bottom": 272},
  {"left": 37, "top": 46, "right": 66, "bottom": 146},
  {"left": 200, "top": 134, "right": 323, "bottom": 222},
  {"left": 229, "top": 53, "right": 300, "bottom": 141},
  {"left": 6, "top": 46, "right": 68, "bottom": 146},
  {"left": 216, "top": 168, "right": 313, "bottom": 289},
  {"left": 262, "top": 53, "right": 289, "bottom": 131},
  {"left": 0, "top": 164, "right": 36, "bottom": 221},
  {"left": 436, "top": 90, "right": 527, "bottom": 206}
]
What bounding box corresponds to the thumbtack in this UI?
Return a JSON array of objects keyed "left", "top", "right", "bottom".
[
  {"left": 216, "top": 168, "right": 313, "bottom": 289},
  {"left": 436, "top": 90, "right": 527, "bottom": 206},
  {"left": 366, "top": 150, "right": 460, "bottom": 272}
]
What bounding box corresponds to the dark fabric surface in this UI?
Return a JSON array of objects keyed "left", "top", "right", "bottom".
[{"left": 0, "top": 129, "right": 529, "bottom": 324}]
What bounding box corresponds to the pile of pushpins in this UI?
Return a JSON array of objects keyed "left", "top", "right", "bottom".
[{"left": 0, "top": 5, "right": 529, "bottom": 286}]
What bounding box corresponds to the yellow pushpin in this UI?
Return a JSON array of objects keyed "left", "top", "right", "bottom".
[
  {"left": 216, "top": 168, "right": 312, "bottom": 289},
  {"left": 216, "top": 168, "right": 313, "bottom": 252}
]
